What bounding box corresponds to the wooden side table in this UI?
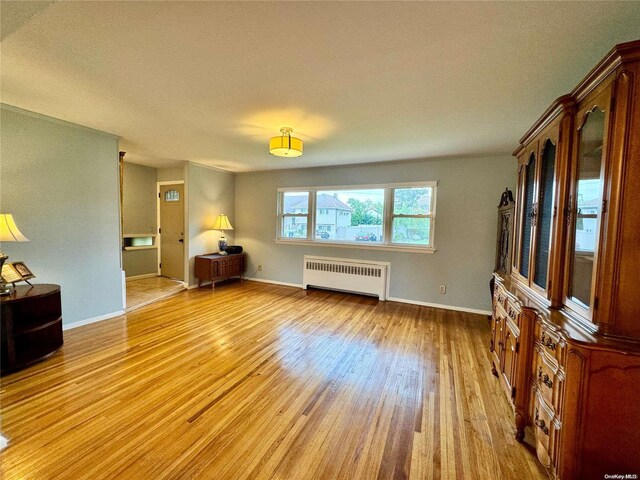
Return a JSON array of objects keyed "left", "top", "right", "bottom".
[
  {"left": 195, "top": 253, "right": 246, "bottom": 289},
  {"left": 1, "top": 284, "right": 63, "bottom": 375}
]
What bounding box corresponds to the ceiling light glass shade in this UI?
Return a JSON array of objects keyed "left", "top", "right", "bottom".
[
  {"left": 0, "top": 214, "right": 29, "bottom": 242},
  {"left": 269, "top": 128, "right": 303, "bottom": 157}
]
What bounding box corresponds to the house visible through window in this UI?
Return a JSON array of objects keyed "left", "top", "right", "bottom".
[
  {"left": 280, "top": 191, "right": 309, "bottom": 239},
  {"left": 277, "top": 182, "right": 436, "bottom": 251}
]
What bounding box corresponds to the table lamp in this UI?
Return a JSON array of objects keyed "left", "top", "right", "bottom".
[
  {"left": 0, "top": 214, "right": 29, "bottom": 295},
  {"left": 212, "top": 214, "right": 233, "bottom": 255}
]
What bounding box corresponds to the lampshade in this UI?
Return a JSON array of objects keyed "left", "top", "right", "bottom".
[
  {"left": 269, "top": 127, "right": 303, "bottom": 158},
  {"left": 212, "top": 214, "right": 233, "bottom": 231},
  {"left": 0, "top": 214, "right": 29, "bottom": 242},
  {"left": 0, "top": 214, "right": 29, "bottom": 295}
]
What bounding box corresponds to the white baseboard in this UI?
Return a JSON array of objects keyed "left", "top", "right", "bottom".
[
  {"left": 126, "top": 273, "right": 158, "bottom": 281},
  {"left": 387, "top": 296, "right": 491, "bottom": 316},
  {"left": 62, "top": 310, "right": 125, "bottom": 331},
  {"left": 247, "top": 277, "right": 490, "bottom": 314},
  {"left": 245, "top": 277, "right": 304, "bottom": 289}
]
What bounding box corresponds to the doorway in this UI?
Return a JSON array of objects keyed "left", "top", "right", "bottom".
[{"left": 158, "top": 182, "right": 185, "bottom": 280}]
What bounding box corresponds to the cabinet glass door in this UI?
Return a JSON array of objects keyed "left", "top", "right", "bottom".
[
  {"left": 533, "top": 140, "right": 557, "bottom": 290},
  {"left": 568, "top": 108, "right": 605, "bottom": 308},
  {"left": 519, "top": 153, "right": 536, "bottom": 279}
]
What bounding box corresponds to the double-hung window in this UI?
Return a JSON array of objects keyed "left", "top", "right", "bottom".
[
  {"left": 277, "top": 182, "right": 436, "bottom": 252},
  {"left": 390, "top": 186, "right": 434, "bottom": 247},
  {"left": 279, "top": 191, "right": 310, "bottom": 239}
]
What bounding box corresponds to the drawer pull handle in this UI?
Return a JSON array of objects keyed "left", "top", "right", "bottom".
[
  {"left": 538, "top": 367, "right": 553, "bottom": 389},
  {"left": 535, "top": 418, "right": 549, "bottom": 436},
  {"left": 508, "top": 307, "right": 517, "bottom": 319},
  {"left": 541, "top": 333, "right": 556, "bottom": 351},
  {"left": 534, "top": 409, "right": 550, "bottom": 436}
]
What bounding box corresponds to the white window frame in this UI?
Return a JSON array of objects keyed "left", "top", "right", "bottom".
[
  {"left": 276, "top": 182, "right": 437, "bottom": 253},
  {"left": 278, "top": 189, "right": 314, "bottom": 240},
  {"left": 388, "top": 185, "right": 436, "bottom": 249}
]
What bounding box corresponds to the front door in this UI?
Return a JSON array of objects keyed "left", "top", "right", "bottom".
[{"left": 159, "top": 183, "right": 184, "bottom": 280}]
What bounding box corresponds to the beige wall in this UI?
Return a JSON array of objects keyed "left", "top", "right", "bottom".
[
  {"left": 157, "top": 165, "right": 185, "bottom": 182},
  {"left": 123, "top": 162, "right": 157, "bottom": 234},
  {"left": 186, "top": 163, "right": 235, "bottom": 286},
  {"left": 235, "top": 155, "right": 516, "bottom": 312},
  {"left": 0, "top": 104, "right": 123, "bottom": 325},
  {"left": 122, "top": 162, "right": 158, "bottom": 277}
]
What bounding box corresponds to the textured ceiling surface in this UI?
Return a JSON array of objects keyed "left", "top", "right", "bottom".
[{"left": 2, "top": 1, "right": 640, "bottom": 171}]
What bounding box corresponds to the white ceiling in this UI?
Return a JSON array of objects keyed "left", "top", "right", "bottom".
[{"left": 2, "top": 1, "right": 640, "bottom": 172}]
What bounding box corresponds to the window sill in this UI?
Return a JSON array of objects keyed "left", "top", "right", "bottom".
[{"left": 275, "top": 239, "right": 435, "bottom": 254}]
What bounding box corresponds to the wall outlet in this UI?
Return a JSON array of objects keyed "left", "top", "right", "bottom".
[
  {"left": 439, "top": 285, "right": 446, "bottom": 294},
  {"left": 258, "top": 264, "right": 263, "bottom": 272}
]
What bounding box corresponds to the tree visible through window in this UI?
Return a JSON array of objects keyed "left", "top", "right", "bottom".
[
  {"left": 316, "top": 190, "right": 383, "bottom": 242},
  {"left": 391, "top": 187, "right": 432, "bottom": 246},
  {"left": 277, "top": 183, "right": 436, "bottom": 250}
]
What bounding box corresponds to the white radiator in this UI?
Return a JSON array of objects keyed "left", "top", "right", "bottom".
[{"left": 302, "top": 255, "right": 389, "bottom": 300}]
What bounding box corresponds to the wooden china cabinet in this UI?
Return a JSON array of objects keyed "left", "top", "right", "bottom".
[{"left": 490, "top": 40, "right": 640, "bottom": 480}]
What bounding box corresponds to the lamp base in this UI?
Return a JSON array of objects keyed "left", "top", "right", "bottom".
[
  {"left": 0, "top": 254, "right": 12, "bottom": 295},
  {"left": 218, "top": 236, "right": 228, "bottom": 255}
]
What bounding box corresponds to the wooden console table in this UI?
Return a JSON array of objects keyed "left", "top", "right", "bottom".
[
  {"left": 1, "top": 284, "right": 63, "bottom": 375},
  {"left": 195, "top": 253, "right": 246, "bottom": 289}
]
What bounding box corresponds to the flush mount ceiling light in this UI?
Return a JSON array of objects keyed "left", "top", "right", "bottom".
[{"left": 269, "top": 127, "right": 303, "bottom": 157}]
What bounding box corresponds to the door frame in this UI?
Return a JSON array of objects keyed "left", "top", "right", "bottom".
[{"left": 157, "top": 180, "right": 186, "bottom": 278}]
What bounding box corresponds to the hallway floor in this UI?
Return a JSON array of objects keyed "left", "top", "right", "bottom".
[{"left": 126, "top": 275, "right": 185, "bottom": 312}]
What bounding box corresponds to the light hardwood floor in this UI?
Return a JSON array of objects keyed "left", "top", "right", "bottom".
[
  {"left": 126, "top": 275, "right": 185, "bottom": 312},
  {"left": 0, "top": 282, "right": 547, "bottom": 480}
]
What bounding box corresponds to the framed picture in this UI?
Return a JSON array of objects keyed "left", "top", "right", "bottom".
[
  {"left": 1, "top": 263, "right": 22, "bottom": 284},
  {"left": 12, "top": 262, "right": 35, "bottom": 281},
  {"left": 1, "top": 261, "right": 35, "bottom": 284}
]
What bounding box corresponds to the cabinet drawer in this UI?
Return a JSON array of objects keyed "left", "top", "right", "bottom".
[
  {"left": 495, "top": 284, "right": 508, "bottom": 311},
  {"left": 536, "top": 320, "right": 565, "bottom": 367},
  {"left": 533, "top": 393, "right": 559, "bottom": 469},
  {"left": 218, "top": 264, "right": 240, "bottom": 277},
  {"left": 505, "top": 296, "right": 521, "bottom": 329},
  {"left": 533, "top": 348, "right": 563, "bottom": 412}
]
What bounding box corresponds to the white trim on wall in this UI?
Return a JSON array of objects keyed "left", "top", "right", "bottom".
[
  {"left": 245, "top": 277, "right": 304, "bottom": 289},
  {"left": 245, "top": 276, "right": 491, "bottom": 315},
  {"left": 276, "top": 181, "right": 437, "bottom": 251},
  {"left": 121, "top": 270, "right": 126, "bottom": 310},
  {"left": 276, "top": 180, "right": 438, "bottom": 192},
  {"left": 62, "top": 310, "right": 125, "bottom": 331},
  {"left": 386, "top": 296, "right": 492, "bottom": 316},
  {"left": 125, "top": 273, "right": 158, "bottom": 281},
  {"left": 274, "top": 239, "right": 435, "bottom": 253}
]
